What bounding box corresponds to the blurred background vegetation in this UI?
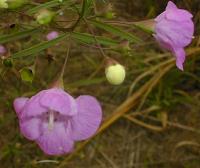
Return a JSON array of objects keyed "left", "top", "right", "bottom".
[{"left": 0, "top": 0, "right": 200, "bottom": 167}]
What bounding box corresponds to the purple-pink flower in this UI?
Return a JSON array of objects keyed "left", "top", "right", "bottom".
[
  {"left": 154, "top": 1, "right": 194, "bottom": 70},
  {"left": 13, "top": 88, "right": 102, "bottom": 155},
  {"left": 0, "top": 45, "right": 6, "bottom": 55},
  {"left": 46, "top": 31, "right": 59, "bottom": 41}
]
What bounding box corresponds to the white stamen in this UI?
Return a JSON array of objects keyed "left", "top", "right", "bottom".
[{"left": 48, "top": 110, "right": 54, "bottom": 131}]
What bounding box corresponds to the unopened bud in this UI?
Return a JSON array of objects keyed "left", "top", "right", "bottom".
[
  {"left": 104, "top": 12, "right": 116, "bottom": 19},
  {"left": 120, "top": 40, "right": 130, "bottom": 51},
  {"left": 0, "top": 0, "right": 8, "bottom": 8},
  {"left": 46, "top": 31, "right": 59, "bottom": 41},
  {"left": 118, "top": 40, "right": 131, "bottom": 56},
  {"left": 36, "top": 9, "right": 55, "bottom": 25},
  {"left": 7, "top": 0, "right": 27, "bottom": 9},
  {"left": 105, "top": 61, "right": 126, "bottom": 85},
  {"left": 0, "top": 45, "right": 7, "bottom": 55}
]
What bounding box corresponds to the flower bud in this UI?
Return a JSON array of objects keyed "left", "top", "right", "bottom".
[
  {"left": 104, "top": 11, "right": 116, "bottom": 19},
  {"left": 0, "top": 0, "right": 8, "bottom": 8},
  {"left": 95, "top": 2, "right": 115, "bottom": 19},
  {"left": 105, "top": 61, "right": 126, "bottom": 85},
  {"left": 118, "top": 40, "right": 131, "bottom": 56},
  {"left": 36, "top": 9, "right": 55, "bottom": 25},
  {"left": 0, "top": 45, "right": 7, "bottom": 55},
  {"left": 7, "top": 0, "right": 27, "bottom": 9},
  {"left": 46, "top": 31, "right": 59, "bottom": 41}
]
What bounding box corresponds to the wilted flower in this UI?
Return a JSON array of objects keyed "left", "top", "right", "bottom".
[
  {"left": 46, "top": 31, "right": 59, "bottom": 41},
  {"left": 13, "top": 88, "right": 102, "bottom": 155},
  {"left": 154, "top": 1, "right": 194, "bottom": 70}
]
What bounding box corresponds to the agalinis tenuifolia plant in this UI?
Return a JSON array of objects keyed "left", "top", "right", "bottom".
[{"left": 0, "top": 0, "right": 195, "bottom": 155}]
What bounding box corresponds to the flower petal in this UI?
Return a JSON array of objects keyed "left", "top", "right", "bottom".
[
  {"left": 166, "top": 2, "right": 193, "bottom": 21},
  {"left": 166, "top": 1, "right": 177, "bottom": 10},
  {"left": 13, "top": 97, "right": 29, "bottom": 118},
  {"left": 173, "top": 47, "right": 186, "bottom": 71},
  {"left": 21, "top": 92, "right": 47, "bottom": 118},
  {"left": 39, "top": 88, "right": 77, "bottom": 116},
  {"left": 37, "top": 122, "right": 74, "bottom": 155},
  {"left": 71, "top": 96, "right": 102, "bottom": 141},
  {"left": 155, "top": 19, "right": 194, "bottom": 48},
  {"left": 166, "top": 9, "right": 193, "bottom": 21},
  {"left": 20, "top": 117, "right": 42, "bottom": 140},
  {"left": 155, "top": 12, "right": 166, "bottom": 22},
  {"left": 153, "top": 33, "right": 173, "bottom": 51}
]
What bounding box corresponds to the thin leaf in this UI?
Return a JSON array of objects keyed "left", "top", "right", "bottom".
[
  {"left": 81, "top": 0, "right": 94, "bottom": 16},
  {"left": 0, "top": 29, "right": 39, "bottom": 44},
  {"left": 11, "top": 34, "right": 68, "bottom": 59},
  {"left": 90, "top": 20, "right": 142, "bottom": 43},
  {"left": 27, "top": 0, "right": 70, "bottom": 14},
  {"left": 72, "top": 32, "right": 118, "bottom": 46}
]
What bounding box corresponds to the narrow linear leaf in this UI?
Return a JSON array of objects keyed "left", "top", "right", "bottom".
[
  {"left": 72, "top": 32, "right": 118, "bottom": 46},
  {"left": 81, "top": 0, "right": 87, "bottom": 17},
  {"left": 11, "top": 34, "right": 68, "bottom": 59},
  {"left": 81, "top": 0, "right": 94, "bottom": 17},
  {"left": 27, "top": 0, "right": 71, "bottom": 14},
  {"left": 0, "top": 29, "right": 39, "bottom": 44},
  {"left": 90, "top": 20, "right": 142, "bottom": 43}
]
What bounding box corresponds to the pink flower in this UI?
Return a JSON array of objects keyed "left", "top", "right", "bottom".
[
  {"left": 13, "top": 88, "right": 102, "bottom": 155},
  {"left": 46, "top": 31, "right": 59, "bottom": 41},
  {"left": 154, "top": 1, "right": 194, "bottom": 70},
  {"left": 0, "top": 45, "right": 6, "bottom": 55}
]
